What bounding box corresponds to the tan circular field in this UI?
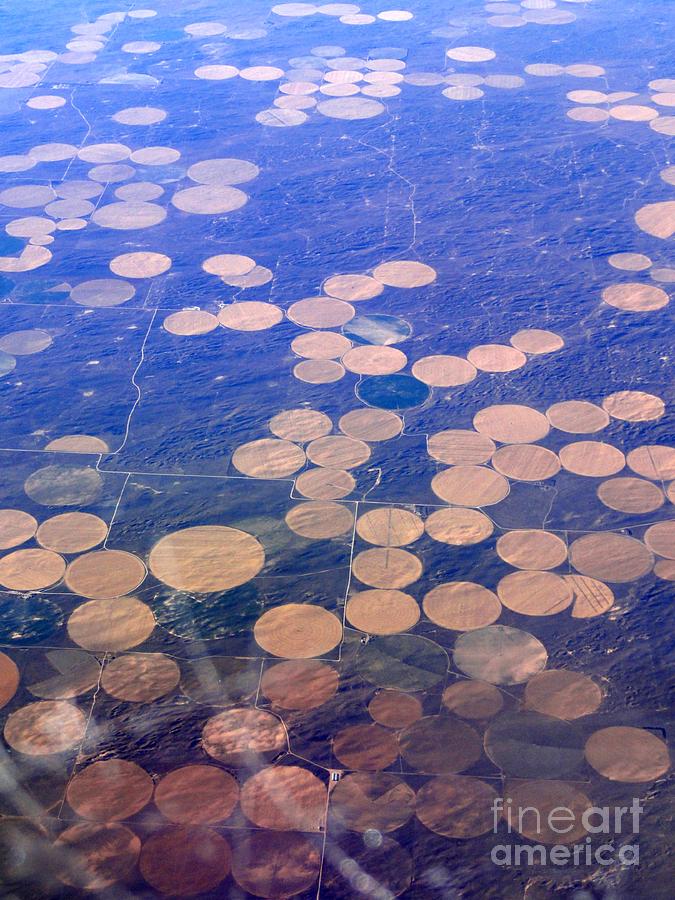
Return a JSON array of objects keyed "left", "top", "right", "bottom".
[
  {"left": 346, "top": 589, "right": 420, "bottom": 634},
  {"left": 149, "top": 525, "right": 264, "bottom": 592},
  {"left": 254, "top": 603, "right": 343, "bottom": 657}
]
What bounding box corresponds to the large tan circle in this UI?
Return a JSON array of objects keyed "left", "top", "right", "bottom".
[
  {"left": 202, "top": 708, "right": 286, "bottom": 764},
  {"left": 240, "top": 65, "right": 285, "bottom": 81},
  {"left": 441, "top": 680, "right": 504, "bottom": 719},
  {"left": 607, "top": 252, "right": 652, "bottom": 271},
  {"left": 346, "top": 589, "right": 420, "bottom": 634},
  {"left": 36, "top": 513, "right": 108, "bottom": 553},
  {"left": 91, "top": 201, "right": 166, "bottom": 230},
  {"left": 329, "top": 772, "right": 415, "bottom": 832},
  {"left": 446, "top": 46, "right": 496, "bottom": 62},
  {"left": 423, "top": 582, "right": 502, "bottom": 630},
  {"left": 602, "top": 283, "right": 669, "bottom": 312},
  {"left": 232, "top": 438, "right": 306, "bottom": 478},
  {"left": 496, "top": 530, "right": 567, "bottom": 570},
  {"left": 339, "top": 408, "right": 402, "bottom": 441},
  {"left": 498, "top": 571, "right": 573, "bottom": 615},
  {"left": 70, "top": 279, "right": 135, "bottom": 308},
  {"left": 467, "top": 344, "right": 526, "bottom": 373},
  {"left": 185, "top": 21, "right": 227, "bottom": 36},
  {"left": 187, "top": 158, "right": 259, "bottom": 186},
  {"left": 149, "top": 526, "right": 264, "bottom": 592},
  {"left": 155, "top": 766, "right": 239, "bottom": 824},
  {"left": 254, "top": 603, "right": 343, "bottom": 658},
  {"left": 324, "top": 274, "right": 383, "bottom": 301},
  {"left": 171, "top": 185, "right": 247, "bottom": 214},
  {"left": 0, "top": 509, "right": 38, "bottom": 549},
  {"left": 559, "top": 441, "right": 625, "bottom": 477},
  {"left": 505, "top": 781, "right": 591, "bottom": 844},
  {"left": 546, "top": 400, "right": 610, "bottom": 433},
  {"left": 412, "top": 355, "right": 477, "bottom": 387},
  {"left": 115, "top": 183, "right": 164, "bottom": 202},
  {"left": 428, "top": 430, "right": 495, "bottom": 465},
  {"left": 368, "top": 691, "right": 423, "bottom": 729},
  {"left": 474, "top": 404, "right": 550, "bottom": 444},
  {"left": 525, "top": 63, "right": 565, "bottom": 76},
  {"left": 585, "top": 727, "right": 670, "bottom": 782},
  {"left": 291, "top": 331, "right": 352, "bottom": 359},
  {"left": 295, "top": 466, "right": 355, "bottom": 499},
  {"left": 202, "top": 254, "right": 255, "bottom": 277},
  {"left": 288, "top": 297, "right": 355, "bottom": 327},
  {"left": 342, "top": 345, "right": 407, "bottom": 375},
  {"left": 269, "top": 409, "right": 332, "bottom": 442},
  {"left": 610, "top": 104, "right": 658, "bottom": 122},
  {"left": 627, "top": 445, "right": 675, "bottom": 480},
  {"left": 352, "top": 548, "right": 422, "bottom": 588},
  {"left": 510, "top": 329, "right": 564, "bottom": 354},
  {"left": 644, "top": 521, "right": 675, "bottom": 559},
  {"left": 635, "top": 199, "right": 675, "bottom": 237},
  {"left": 416, "top": 775, "right": 499, "bottom": 838},
  {"left": 67, "top": 760, "right": 153, "bottom": 821},
  {"left": 110, "top": 252, "right": 171, "bottom": 278},
  {"left": 0, "top": 548, "right": 65, "bottom": 591},
  {"left": 431, "top": 466, "right": 509, "bottom": 507},
  {"left": 597, "top": 477, "right": 664, "bottom": 513},
  {"left": 603, "top": 390, "right": 665, "bottom": 422},
  {"left": 306, "top": 435, "right": 370, "bottom": 469},
  {"left": 65, "top": 550, "right": 146, "bottom": 599},
  {"left": 372, "top": 260, "right": 436, "bottom": 288},
  {"left": 240, "top": 766, "right": 327, "bottom": 831},
  {"left": 285, "top": 501, "right": 354, "bottom": 539},
  {"left": 261, "top": 659, "right": 339, "bottom": 709},
  {"left": 0, "top": 185, "right": 56, "bottom": 207},
  {"left": 563, "top": 574, "right": 615, "bottom": 618},
  {"left": 4, "top": 701, "right": 86, "bottom": 755},
  {"left": 44, "top": 435, "right": 109, "bottom": 454},
  {"left": 0, "top": 329, "right": 52, "bottom": 354},
  {"left": 569, "top": 533, "right": 653, "bottom": 582},
  {"left": 164, "top": 310, "right": 219, "bottom": 335},
  {"left": 333, "top": 723, "right": 399, "bottom": 771},
  {"left": 356, "top": 507, "right": 423, "bottom": 546},
  {"left": 101, "top": 653, "right": 180, "bottom": 702},
  {"left": 294, "top": 359, "right": 345, "bottom": 383},
  {"left": 218, "top": 302, "right": 283, "bottom": 331},
  {"left": 130, "top": 146, "right": 180, "bottom": 165},
  {"left": 492, "top": 444, "right": 560, "bottom": 481},
  {"left": 67, "top": 596, "right": 155, "bottom": 651},
  {"left": 524, "top": 670, "right": 603, "bottom": 720},
  {"left": 425, "top": 507, "right": 494, "bottom": 545}
]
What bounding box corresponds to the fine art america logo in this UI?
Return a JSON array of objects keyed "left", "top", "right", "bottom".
[{"left": 490, "top": 797, "right": 642, "bottom": 867}]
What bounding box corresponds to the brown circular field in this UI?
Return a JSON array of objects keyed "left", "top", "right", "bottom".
[
  {"left": 240, "top": 765, "right": 327, "bottom": 831},
  {"left": 154, "top": 765, "right": 239, "bottom": 824},
  {"left": 67, "top": 759, "right": 153, "bottom": 821},
  {"left": 261, "top": 659, "right": 339, "bottom": 709}
]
